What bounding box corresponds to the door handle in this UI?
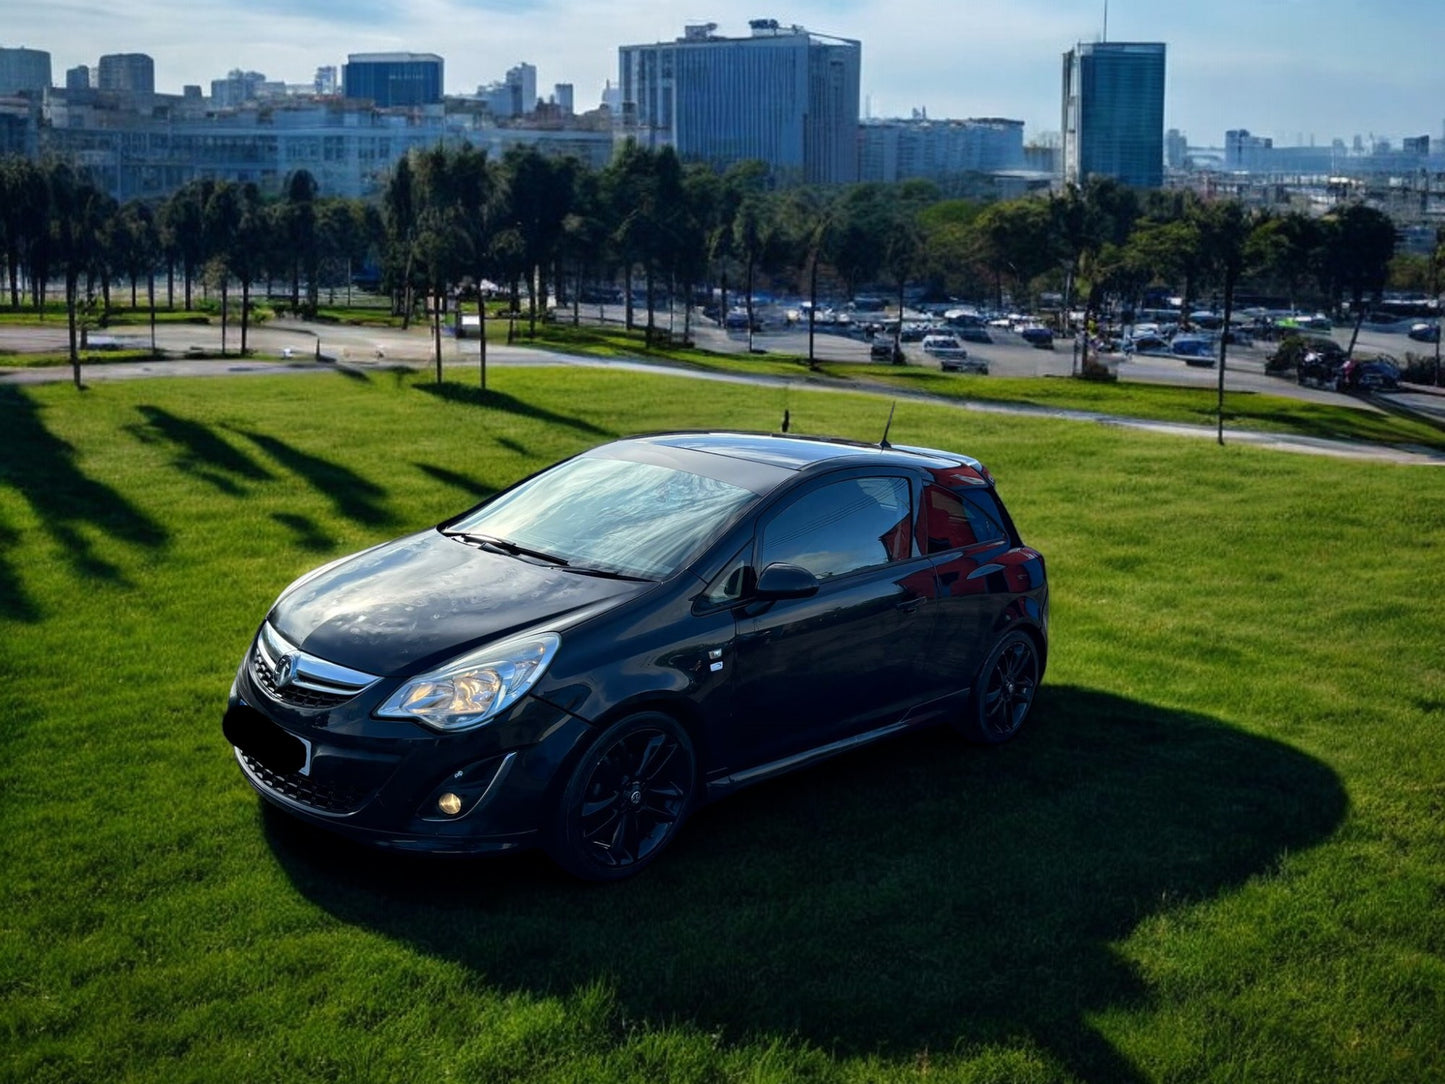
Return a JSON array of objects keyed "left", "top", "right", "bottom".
[{"left": 896, "top": 597, "right": 925, "bottom": 615}]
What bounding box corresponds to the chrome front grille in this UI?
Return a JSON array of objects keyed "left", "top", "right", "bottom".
[{"left": 251, "top": 622, "right": 379, "bottom": 710}]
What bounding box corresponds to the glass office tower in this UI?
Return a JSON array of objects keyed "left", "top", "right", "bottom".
[
  {"left": 343, "top": 53, "right": 443, "bottom": 109},
  {"left": 1061, "top": 42, "right": 1166, "bottom": 189},
  {"left": 619, "top": 21, "right": 860, "bottom": 185}
]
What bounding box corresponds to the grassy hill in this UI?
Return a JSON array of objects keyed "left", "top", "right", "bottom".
[{"left": 1, "top": 367, "right": 1441, "bottom": 1083}]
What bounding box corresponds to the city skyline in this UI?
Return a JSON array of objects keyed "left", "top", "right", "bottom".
[{"left": 6, "top": 1, "right": 1444, "bottom": 147}]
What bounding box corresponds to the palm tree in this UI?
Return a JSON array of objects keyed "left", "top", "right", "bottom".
[
  {"left": 282, "top": 169, "right": 320, "bottom": 315},
  {"left": 1319, "top": 203, "right": 1397, "bottom": 357},
  {"left": 47, "top": 161, "right": 110, "bottom": 386},
  {"left": 1192, "top": 200, "right": 1256, "bottom": 443},
  {"left": 160, "top": 180, "right": 211, "bottom": 312},
  {"left": 0, "top": 157, "right": 48, "bottom": 310},
  {"left": 497, "top": 146, "right": 577, "bottom": 337},
  {"left": 789, "top": 186, "right": 843, "bottom": 367},
  {"left": 202, "top": 180, "right": 242, "bottom": 355},
  {"left": 381, "top": 154, "right": 420, "bottom": 327},
  {"left": 736, "top": 190, "right": 790, "bottom": 357}
]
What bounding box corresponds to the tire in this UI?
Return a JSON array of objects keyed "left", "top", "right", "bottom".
[
  {"left": 546, "top": 712, "right": 697, "bottom": 881},
  {"left": 956, "top": 630, "right": 1040, "bottom": 744}
]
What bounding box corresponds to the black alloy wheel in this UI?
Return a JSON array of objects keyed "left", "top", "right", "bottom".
[
  {"left": 959, "top": 630, "right": 1039, "bottom": 744},
  {"left": 548, "top": 713, "right": 697, "bottom": 881}
]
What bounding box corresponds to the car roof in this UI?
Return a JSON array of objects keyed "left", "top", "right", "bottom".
[{"left": 616, "top": 431, "right": 990, "bottom": 481}]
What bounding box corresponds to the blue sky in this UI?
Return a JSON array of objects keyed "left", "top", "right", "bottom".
[{"left": 7, "top": 0, "right": 1443, "bottom": 147}]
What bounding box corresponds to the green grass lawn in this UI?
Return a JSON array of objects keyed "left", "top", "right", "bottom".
[
  {"left": 0, "top": 349, "right": 161, "bottom": 369},
  {"left": 1, "top": 368, "right": 1442, "bottom": 1082},
  {"left": 0, "top": 307, "right": 216, "bottom": 327}
]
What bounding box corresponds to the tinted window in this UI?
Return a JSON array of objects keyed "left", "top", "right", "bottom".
[
  {"left": 923, "top": 485, "right": 1008, "bottom": 553},
  {"left": 761, "top": 476, "right": 912, "bottom": 579},
  {"left": 962, "top": 490, "right": 1009, "bottom": 545},
  {"left": 702, "top": 547, "right": 750, "bottom": 606}
]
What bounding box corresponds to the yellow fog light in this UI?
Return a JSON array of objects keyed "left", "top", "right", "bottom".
[{"left": 437, "top": 792, "right": 463, "bottom": 816}]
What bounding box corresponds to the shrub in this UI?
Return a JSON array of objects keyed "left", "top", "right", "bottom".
[{"left": 1400, "top": 351, "right": 1442, "bottom": 384}]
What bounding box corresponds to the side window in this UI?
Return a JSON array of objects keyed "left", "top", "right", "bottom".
[
  {"left": 760, "top": 476, "right": 912, "bottom": 580},
  {"left": 923, "top": 485, "right": 1007, "bottom": 554},
  {"left": 962, "top": 490, "right": 1009, "bottom": 546},
  {"left": 701, "top": 547, "right": 750, "bottom": 606}
]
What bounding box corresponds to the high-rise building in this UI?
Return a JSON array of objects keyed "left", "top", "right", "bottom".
[
  {"left": 97, "top": 53, "right": 155, "bottom": 97},
  {"left": 619, "top": 19, "right": 861, "bottom": 185},
  {"left": 506, "top": 62, "right": 537, "bottom": 115},
  {"left": 212, "top": 69, "right": 267, "bottom": 109},
  {"left": 342, "top": 53, "right": 443, "bottom": 108},
  {"left": 314, "top": 66, "right": 338, "bottom": 96},
  {"left": 65, "top": 64, "right": 91, "bottom": 91},
  {"left": 1225, "top": 128, "right": 1273, "bottom": 171},
  {"left": 553, "top": 83, "right": 574, "bottom": 116},
  {"left": 1165, "top": 127, "right": 1188, "bottom": 170},
  {"left": 859, "top": 117, "right": 1026, "bottom": 185},
  {"left": 1061, "top": 41, "right": 1165, "bottom": 189},
  {"left": 0, "top": 46, "right": 52, "bottom": 96}
]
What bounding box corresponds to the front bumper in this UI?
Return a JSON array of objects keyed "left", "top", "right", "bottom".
[{"left": 224, "top": 661, "right": 595, "bottom": 855}]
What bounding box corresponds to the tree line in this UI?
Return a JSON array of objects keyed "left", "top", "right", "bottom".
[{"left": 2, "top": 143, "right": 1434, "bottom": 387}]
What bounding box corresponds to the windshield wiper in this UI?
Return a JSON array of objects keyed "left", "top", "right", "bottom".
[
  {"left": 444, "top": 531, "right": 571, "bottom": 567},
  {"left": 560, "top": 564, "right": 655, "bottom": 582}
]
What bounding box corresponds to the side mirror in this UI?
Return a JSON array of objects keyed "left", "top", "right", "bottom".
[{"left": 754, "top": 562, "right": 820, "bottom": 600}]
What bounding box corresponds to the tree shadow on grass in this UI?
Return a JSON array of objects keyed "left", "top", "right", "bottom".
[
  {"left": 263, "top": 686, "right": 1346, "bottom": 1080},
  {"left": 230, "top": 428, "right": 399, "bottom": 530},
  {"left": 412, "top": 462, "right": 496, "bottom": 503},
  {"left": 126, "top": 405, "right": 274, "bottom": 496},
  {"left": 0, "top": 385, "right": 167, "bottom": 615},
  {"left": 414, "top": 381, "right": 614, "bottom": 439},
  {"left": 0, "top": 514, "right": 39, "bottom": 622},
  {"left": 271, "top": 512, "right": 334, "bottom": 553}
]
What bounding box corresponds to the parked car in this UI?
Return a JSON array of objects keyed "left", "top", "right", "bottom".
[
  {"left": 1296, "top": 345, "right": 1347, "bottom": 389},
  {"left": 870, "top": 337, "right": 905, "bottom": 363},
  {"left": 1339, "top": 355, "right": 1401, "bottom": 391},
  {"left": 1408, "top": 322, "right": 1440, "bottom": 343},
  {"left": 1122, "top": 333, "right": 1169, "bottom": 355},
  {"left": 223, "top": 432, "right": 1049, "bottom": 880},
  {"left": 1018, "top": 326, "right": 1054, "bottom": 349},
  {"left": 922, "top": 333, "right": 987, "bottom": 373},
  {"left": 1170, "top": 336, "right": 1217, "bottom": 366}
]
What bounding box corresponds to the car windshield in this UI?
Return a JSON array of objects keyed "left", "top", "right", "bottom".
[{"left": 446, "top": 454, "right": 757, "bottom": 580}]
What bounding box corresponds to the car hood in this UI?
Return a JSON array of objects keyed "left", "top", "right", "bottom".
[{"left": 268, "top": 529, "right": 651, "bottom": 675}]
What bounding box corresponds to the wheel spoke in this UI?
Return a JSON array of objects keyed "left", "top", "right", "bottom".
[
  {"left": 633, "top": 733, "right": 675, "bottom": 782},
  {"left": 581, "top": 805, "right": 621, "bottom": 845},
  {"left": 607, "top": 809, "right": 635, "bottom": 864}
]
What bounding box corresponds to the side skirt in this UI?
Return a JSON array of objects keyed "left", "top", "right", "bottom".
[{"left": 704, "top": 688, "right": 969, "bottom": 800}]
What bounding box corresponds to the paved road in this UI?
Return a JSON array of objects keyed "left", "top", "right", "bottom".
[{"left": 4, "top": 312, "right": 1443, "bottom": 463}]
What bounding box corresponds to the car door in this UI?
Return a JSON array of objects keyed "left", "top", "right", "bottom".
[{"left": 725, "top": 471, "right": 938, "bottom": 769}]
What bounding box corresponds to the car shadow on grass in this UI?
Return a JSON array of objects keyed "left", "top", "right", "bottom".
[{"left": 261, "top": 685, "right": 1346, "bottom": 1081}]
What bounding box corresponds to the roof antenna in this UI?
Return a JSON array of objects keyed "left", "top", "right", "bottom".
[
  {"left": 879, "top": 401, "right": 896, "bottom": 449},
  {"left": 781, "top": 408, "right": 790, "bottom": 433}
]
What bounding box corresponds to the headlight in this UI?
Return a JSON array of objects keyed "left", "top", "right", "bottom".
[{"left": 374, "top": 632, "right": 560, "bottom": 732}]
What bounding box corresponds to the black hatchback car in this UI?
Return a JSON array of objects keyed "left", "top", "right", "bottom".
[{"left": 224, "top": 432, "right": 1048, "bottom": 879}]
